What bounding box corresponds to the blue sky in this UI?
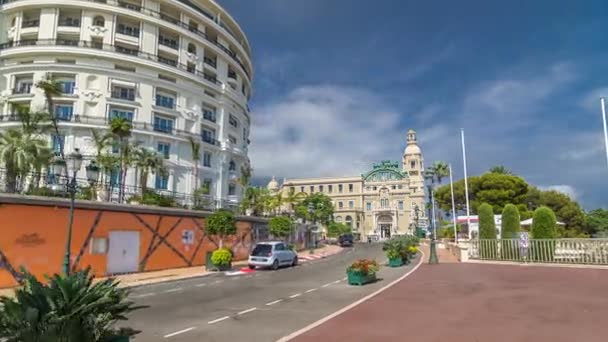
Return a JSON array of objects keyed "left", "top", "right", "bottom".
[{"left": 219, "top": 0, "right": 608, "bottom": 209}]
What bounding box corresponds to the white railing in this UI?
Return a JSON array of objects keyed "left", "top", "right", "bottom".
[{"left": 469, "top": 239, "right": 608, "bottom": 265}]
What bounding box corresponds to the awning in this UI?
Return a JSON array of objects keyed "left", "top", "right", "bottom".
[{"left": 520, "top": 218, "right": 565, "bottom": 226}]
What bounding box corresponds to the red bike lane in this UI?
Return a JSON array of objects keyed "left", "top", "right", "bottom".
[{"left": 290, "top": 260, "right": 608, "bottom": 342}]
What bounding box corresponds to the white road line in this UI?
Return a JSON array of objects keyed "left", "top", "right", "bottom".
[
  {"left": 305, "top": 288, "right": 317, "bottom": 293},
  {"left": 165, "top": 287, "right": 183, "bottom": 293},
  {"left": 333, "top": 280, "right": 341, "bottom": 284},
  {"left": 321, "top": 283, "right": 332, "bottom": 288},
  {"left": 237, "top": 307, "right": 257, "bottom": 315},
  {"left": 163, "top": 327, "right": 195, "bottom": 338},
  {"left": 213, "top": 280, "right": 223, "bottom": 284},
  {"left": 132, "top": 292, "right": 156, "bottom": 298},
  {"left": 289, "top": 293, "right": 302, "bottom": 298},
  {"left": 266, "top": 299, "right": 283, "bottom": 306},
  {"left": 208, "top": 316, "right": 230, "bottom": 324},
  {"left": 195, "top": 283, "right": 207, "bottom": 287}
]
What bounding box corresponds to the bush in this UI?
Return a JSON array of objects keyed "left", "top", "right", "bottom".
[
  {"left": 269, "top": 216, "right": 294, "bottom": 240},
  {"left": 327, "top": 222, "right": 351, "bottom": 238},
  {"left": 128, "top": 190, "right": 177, "bottom": 207},
  {"left": 347, "top": 259, "right": 379, "bottom": 276},
  {"left": 383, "top": 236, "right": 420, "bottom": 263},
  {"left": 531, "top": 206, "right": 557, "bottom": 239},
  {"left": 211, "top": 248, "right": 232, "bottom": 266},
  {"left": 501, "top": 204, "right": 521, "bottom": 239},
  {"left": 0, "top": 268, "right": 144, "bottom": 341},
  {"left": 478, "top": 203, "right": 497, "bottom": 259}
]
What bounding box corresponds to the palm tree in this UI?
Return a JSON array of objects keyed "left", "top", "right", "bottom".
[
  {"left": 90, "top": 129, "right": 111, "bottom": 184},
  {"left": 489, "top": 165, "right": 512, "bottom": 175},
  {"left": 239, "top": 162, "right": 252, "bottom": 188},
  {"left": 430, "top": 161, "right": 450, "bottom": 184},
  {"left": 283, "top": 189, "right": 307, "bottom": 215},
  {"left": 109, "top": 117, "right": 132, "bottom": 202},
  {"left": 133, "top": 147, "right": 165, "bottom": 195},
  {"left": 36, "top": 76, "right": 64, "bottom": 159},
  {"left": 12, "top": 104, "right": 48, "bottom": 136},
  {"left": 0, "top": 129, "right": 50, "bottom": 193},
  {"left": 187, "top": 137, "right": 201, "bottom": 189}
]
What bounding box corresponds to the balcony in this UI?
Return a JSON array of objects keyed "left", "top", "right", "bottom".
[
  {"left": 111, "top": 89, "right": 135, "bottom": 101},
  {"left": 158, "top": 35, "right": 179, "bottom": 50},
  {"left": 117, "top": 0, "right": 142, "bottom": 11},
  {"left": 115, "top": 45, "right": 138, "bottom": 56},
  {"left": 155, "top": 95, "right": 175, "bottom": 109},
  {"left": 228, "top": 70, "right": 237, "bottom": 80},
  {"left": 153, "top": 123, "right": 174, "bottom": 134},
  {"left": 21, "top": 19, "right": 39, "bottom": 28},
  {"left": 11, "top": 84, "right": 33, "bottom": 95},
  {"left": 202, "top": 135, "right": 218, "bottom": 146},
  {"left": 203, "top": 56, "right": 217, "bottom": 68},
  {"left": 58, "top": 18, "right": 81, "bottom": 27}
]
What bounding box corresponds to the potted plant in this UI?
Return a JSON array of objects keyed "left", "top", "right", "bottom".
[
  {"left": 346, "top": 259, "right": 379, "bottom": 286},
  {"left": 408, "top": 245, "right": 419, "bottom": 259},
  {"left": 386, "top": 244, "right": 403, "bottom": 267},
  {"left": 211, "top": 248, "right": 233, "bottom": 271}
]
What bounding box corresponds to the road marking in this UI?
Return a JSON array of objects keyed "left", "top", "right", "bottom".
[
  {"left": 342, "top": 277, "right": 347, "bottom": 281},
  {"left": 212, "top": 280, "right": 223, "bottom": 284},
  {"left": 321, "top": 283, "right": 332, "bottom": 288},
  {"left": 195, "top": 283, "right": 207, "bottom": 287},
  {"left": 305, "top": 288, "right": 317, "bottom": 293},
  {"left": 208, "top": 316, "right": 230, "bottom": 324},
  {"left": 132, "top": 292, "right": 155, "bottom": 298},
  {"left": 266, "top": 299, "right": 283, "bottom": 306},
  {"left": 163, "top": 327, "right": 195, "bottom": 338},
  {"left": 276, "top": 252, "right": 425, "bottom": 342},
  {"left": 289, "top": 293, "right": 302, "bottom": 298},
  {"left": 237, "top": 307, "right": 257, "bottom": 315},
  {"left": 333, "top": 280, "right": 341, "bottom": 284},
  {"left": 165, "top": 287, "right": 183, "bottom": 293}
]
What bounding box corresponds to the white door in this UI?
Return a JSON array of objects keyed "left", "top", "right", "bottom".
[{"left": 107, "top": 231, "right": 140, "bottom": 275}]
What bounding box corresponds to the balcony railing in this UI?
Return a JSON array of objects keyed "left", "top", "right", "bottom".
[
  {"left": 12, "top": 85, "right": 32, "bottom": 94},
  {"left": 110, "top": 90, "right": 135, "bottom": 101},
  {"left": 116, "top": 25, "right": 140, "bottom": 38},
  {"left": 202, "top": 135, "right": 219, "bottom": 146},
  {"left": 202, "top": 110, "right": 216, "bottom": 123},
  {"left": 117, "top": 0, "right": 142, "bottom": 11},
  {"left": 58, "top": 18, "right": 81, "bottom": 27},
  {"left": 228, "top": 70, "right": 237, "bottom": 80},
  {"left": 0, "top": 39, "right": 223, "bottom": 87},
  {"left": 21, "top": 19, "right": 39, "bottom": 28},
  {"left": 203, "top": 56, "right": 217, "bottom": 68},
  {"left": 153, "top": 124, "right": 174, "bottom": 134},
  {"left": 158, "top": 35, "right": 179, "bottom": 50}
]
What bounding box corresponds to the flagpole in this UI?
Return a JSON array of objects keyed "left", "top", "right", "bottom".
[
  {"left": 461, "top": 129, "right": 472, "bottom": 240},
  {"left": 601, "top": 98, "right": 608, "bottom": 169},
  {"left": 449, "top": 163, "right": 458, "bottom": 244}
]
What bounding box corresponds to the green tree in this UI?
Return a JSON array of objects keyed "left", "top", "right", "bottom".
[
  {"left": 269, "top": 216, "right": 294, "bottom": 241},
  {"left": 429, "top": 161, "right": 450, "bottom": 184},
  {"left": 90, "top": 129, "right": 111, "bottom": 184},
  {"left": 108, "top": 117, "right": 132, "bottom": 202},
  {"left": 501, "top": 204, "right": 521, "bottom": 239},
  {"left": 239, "top": 161, "right": 252, "bottom": 188},
  {"left": 538, "top": 189, "right": 587, "bottom": 237},
  {"left": 489, "top": 165, "right": 513, "bottom": 175},
  {"left": 586, "top": 208, "right": 608, "bottom": 237},
  {"left": 206, "top": 210, "right": 237, "bottom": 248},
  {"left": 133, "top": 147, "right": 165, "bottom": 195},
  {"left": 188, "top": 137, "right": 201, "bottom": 189},
  {"left": 0, "top": 129, "right": 50, "bottom": 193},
  {"left": 478, "top": 203, "right": 496, "bottom": 239},
  {"left": 240, "top": 187, "right": 271, "bottom": 216},
  {"left": 327, "top": 222, "right": 351, "bottom": 238},
  {"left": 294, "top": 192, "right": 334, "bottom": 226},
  {"left": 36, "top": 76, "right": 65, "bottom": 159},
  {"left": 0, "top": 268, "right": 144, "bottom": 341},
  {"left": 531, "top": 206, "right": 557, "bottom": 239}
]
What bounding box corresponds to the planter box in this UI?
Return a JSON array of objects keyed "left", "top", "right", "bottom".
[
  {"left": 347, "top": 270, "right": 376, "bottom": 286},
  {"left": 388, "top": 257, "right": 403, "bottom": 267},
  {"left": 214, "top": 262, "right": 232, "bottom": 271},
  {"left": 107, "top": 336, "right": 130, "bottom": 342}
]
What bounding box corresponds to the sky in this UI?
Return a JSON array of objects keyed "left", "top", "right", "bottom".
[{"left": 219, "top": 0, "right": 608, "bottom": 209}]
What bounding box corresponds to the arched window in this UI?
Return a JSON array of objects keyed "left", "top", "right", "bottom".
[
  {"left": 187, "top": 43, "right": 196, "bottom": 54},
  {"left": 345, "top": 216, "right": 353, "bottom": 227},
  {"left": 229, "top": 160, "right": 236, "bottom": 171},
  {"left": 335, "top": 216, "right": 342, "bottom": 222},
  {"left": 410, "top": 160, "right": 416, "bottom": 169},
  {"left": 93, "top": 16, "right": 105, "bottom": 27}
]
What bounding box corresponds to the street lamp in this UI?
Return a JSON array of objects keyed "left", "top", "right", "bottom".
[
  {"left": 414, "top": 204, "right": 420, "bottom": 237},
  {"left": 424, "top": 171, "right": 439, "bottom": 264}
]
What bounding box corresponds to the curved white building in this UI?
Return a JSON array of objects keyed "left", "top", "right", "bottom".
[{"left": 0, "top": 0, "right": 253, "bottom": 206}]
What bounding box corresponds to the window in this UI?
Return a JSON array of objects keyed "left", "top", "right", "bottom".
[
  {"left": 188, "top": 21, "right": 198, "bottom": 32},
  {"left": 90, "top": 237, "right": 107, "bottom": 254},
  {"left": 155, "top": 174, "right": 168, "bottom": 190},
  {"left": 93, "top": 16, "right": 105, "bottom": 26},
  {"left": 56, "top": 79, "right": 75, "bottom": 94},
  {"left": 187, "top": 43, "right": 196, "bottom": 54},
  {"left": 336, "top": 216, "right": 342, "bottom": 222},
  {"left": 398, "top": 201, "right": 404, "bottom": 210},
  {"left": 116, "top": 22, "right": 140, "bottom": 37},
  {"left": 228, "top": 135, "right": 237, "bottom": 144},
  {"left": 51, "top": 135, "right": 64, "bottom": 153},
  {"left": 338, "top": 184, "right": 343, "bottom": 193},
  {"left": 157, "top": 142, "right": 170, "bottom": 159},
  {"left": 349, "top": 184, "right": 354, "bottom": 192},
  {"left": 392, "top": 185, "right": 396, "bottom": 190},
  {"left": 109, "top": 107, "right": 134, "bottom": 121},
  {"left": 201, "top": 127, "right": 216, "bottom": 144},
  {"left": 319, "top": 185, "right": 324, "bottom": 192},
  {"left": 229, "top": 160, "right": 236, "bottom": 171},
  {"left": 338, "top": 201, "right": 343, "bottom": 209},
  {"left": 153, "top": 115, "right": 174, "bottom": 133},
  {"left": 410, "top": 160, "right": 416, "bottom": 169},
  {"left": 54, "top": 104, "right": 73, "bottom": 121},
  {"left": 229, "top": 114, "right": 238, "bottom": 128},
  {"left": 111, "top": 86, "right": 135, "bottom": 100},
  {"left": 116, "top": 65, "right": 135, "bottom": 72},
  {"left": 345, "top": 216, "right": 353, "bottom": 227},
  {"left": 348, "top": 201, "right": 354, "bottom": 208},
  {"left": 300, "top": 186, "right": 304, "bottom": 193},
  {"left": 228, "top": 183, "right": 236, "bottom": 196},
  {"left": 14, "top": 76, "right": 33, "bottom": 94},
  {"left": 158, "top": 33, "right": 178, "bottom": 49},
  {"left": 155, "top": 92, "right": 175, "bottom": 109},
  {"left": 109, "top": 168, "right": 120, "bottom": 186},
  {"left": 203, "top": 107, "right": 216, "bottom": 122},
  {"left": 203, "top": 151, "right": 212, "bottom": 167},
  {"left": 328, "top": 185, "right": 333, "bottom": 193},
  {"left": 203, "top": 178, "right": 212, "bottom": 192},
  {"left": 310, "top": 186, "right": 314, "bottom": 193},
  {"left": 373, "top": 186, "right": 377, "bottom": 191},
  {"left": 366, "top": 202, "right": 372, "bottom": 211},
  {"left": 243, "top": 127, "right": 248, "bottom": 141}
]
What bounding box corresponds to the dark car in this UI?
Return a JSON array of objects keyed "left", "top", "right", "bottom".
[{"left": 338, "top": 234, "right": 354, "bottom": 247}]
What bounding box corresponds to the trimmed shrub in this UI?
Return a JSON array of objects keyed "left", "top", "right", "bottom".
[
  {"left": 206, "top": 210, "right": 237, "bottom": 248},
  {"left": 531, "top": 206, "right": 557, "bottom": 239},
  {"left": 211, "top": 248, "right": 232, "bottom": 267},
  {"left": 478, "top": 203, "right": 497, "bottom": 259},
  {"left": 501, "top": 204, "right": 521, "bottom": 239}
]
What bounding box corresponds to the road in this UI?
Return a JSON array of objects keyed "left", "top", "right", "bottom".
[{"left": 126, "top": 243, "right": 418, "bottom": 341}]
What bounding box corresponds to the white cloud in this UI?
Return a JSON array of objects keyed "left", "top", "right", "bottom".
[
  {"left": 249, "top": 85, "right": 409, "bottom": 179},
  {"left": 539, "top": 185, "right": 579, "bottom": 200}
]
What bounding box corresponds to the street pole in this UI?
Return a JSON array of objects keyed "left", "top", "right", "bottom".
[
  {"left": 449, "top": 164, "right": 458, "bottom": 244},
  {"left": 63, "top": 171, "right": 77, "bottom": 275},
  {"left": 461, "top": 129, "right": 472, "bottom": 240},
  {"left": 601, "top": 98, "right": 608, "bottom": 169},
  {"left": 427, "top": 183, "right": 439, "bottom": 264}
]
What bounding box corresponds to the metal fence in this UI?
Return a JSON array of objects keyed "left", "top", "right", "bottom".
[{"left": 469, "top": 239, "right": 608, "bottom": 265}]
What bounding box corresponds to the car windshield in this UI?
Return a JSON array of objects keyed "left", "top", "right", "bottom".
[{"left": 251, "top": 244, "right": 273, "bottom": 256}]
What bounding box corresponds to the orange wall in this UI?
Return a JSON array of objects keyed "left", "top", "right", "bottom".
[{"left": 0, "top": 203, "right": 258, "bottom": 288}]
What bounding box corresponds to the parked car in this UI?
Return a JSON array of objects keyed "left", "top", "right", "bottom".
[
  {"left": 248, "top": 241, "right": 298, "bottom": 270},
  {"left": 338, "top": 234, "right": 354, "bottom": 247}
]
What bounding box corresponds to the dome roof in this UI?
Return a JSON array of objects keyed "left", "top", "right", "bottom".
[
  {"left": 404, "top": 144, "right": 421, "bottom": 155},
  {"left": 267, "top": 176, "right": 279, "bottom": 191}
]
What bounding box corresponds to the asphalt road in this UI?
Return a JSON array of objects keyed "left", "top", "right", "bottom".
[{"left": 126, "top": 243, "right": 419, "bottom": 341}]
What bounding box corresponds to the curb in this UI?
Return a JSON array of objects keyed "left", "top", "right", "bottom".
[{"left": 465, "top": 259, "right": 608, "bottom": 270}]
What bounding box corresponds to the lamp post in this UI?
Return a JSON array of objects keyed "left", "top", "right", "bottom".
[
  {"left": 414, "top": 204, "right": 420, "bottom": 237},
  {"left": 51, "top": 149, "right": 99, "bottom": 275},
  {"left": 307, "top": 203, "right": 315, "bottom": 251},
  {"left": 424, "top": 171, "right": 439, "bottom": 264}
]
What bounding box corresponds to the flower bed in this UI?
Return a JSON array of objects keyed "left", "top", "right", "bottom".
[{"left": 346, "top": 259, "right": 379, "bottom": 286}]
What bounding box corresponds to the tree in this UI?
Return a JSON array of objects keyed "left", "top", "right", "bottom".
[
  {"left": 536, "top": 189, "right": 587, "bottom": 237},
  {"left": 133, "top": 147, "right": 165, "bottom": 195},
  {"left": 36, "top": 76, "right": 64, "bottom": 159},
  {"left": 586, "top": 209, "right": 608, "bottom": 237},
  {"left": 188, "top": 137, "right": 201, "bottom": 189},
  {"left": 109, "top": 117, "right": 132, "bottom": 202},
  {"left": 489, "top": 165, "right": 513, "bottom": 175},
  {"left": 269, "top": 216, "right": 294, "bottom": 241},
  {"left": 429, "top": 161, "right": 449, "bottom": 184},
  {"left": 240, "top": 187, "right": 271, "bottom": 216},
  {"left": 294, "top": 192, "right": 334, "bottom": 226},
  {"left": 327, "top": 222, "right": 351, "bottom": 238},
  {"left": 0, "top": 268, "right": 144, "bottom": 341},
  {"left": 239, "top": 161, "right": 252, "bottom": 188},
  {"left": 531, "top": 206, "right": 557, "bottom": 239},
  {"left": 0, "top": 129, "right": 50, "bottom": 193},
  {"left": 478, "top": 203, "right": 496, "bottom": 239},
  {"left": 91, "top": 129, "right": 111, "bottom": 184},
  {"left": 283, "top": 189, "right": 307, "bottom": 213},
  {"left": 501, "top": 204, "right": 521, "bottom": 239},
  {"left": 206, "top": 210, "right": 237, "bottom": 248}
]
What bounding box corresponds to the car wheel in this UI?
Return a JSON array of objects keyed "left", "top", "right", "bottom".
[
  {"left": 272, "top": 259, "right": 279, "bottom": 270},
  {"left": 248, "top": 265, "right": 256, "bottom": 270},
  {"left": 292, "top": 256, "right": 298, "bottom": 267}
]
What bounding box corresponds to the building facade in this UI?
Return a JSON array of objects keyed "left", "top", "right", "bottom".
[
  {"left": 0, "top": 0, "right": 253, "bottom": 206},
  {"left": 273, "top": 130, "right": 428, "bottom": 241}
]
